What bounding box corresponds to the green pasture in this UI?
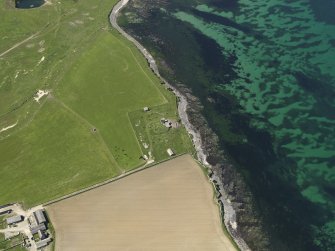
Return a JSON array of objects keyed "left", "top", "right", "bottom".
[
  {"left": 0, "top": 0, "right": 193, "bottom": 208},
  {"left": 0, "top": 215, "right": 6, "bottom": 229},
  {"left": 129, "top": 98, "right": 194, "bottom": 162},
  {"left": 0, "top": 233, "right": 24, "bottom": 250},
  {"left": 56, "top": 32, "right": 167, "bottom": 168}
]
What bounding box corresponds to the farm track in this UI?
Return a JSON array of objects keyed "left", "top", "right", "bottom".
[
  {"left": 0, "top": 32, "right": 40, "bottom": 58},
  {"left": 43, "top": 153, "right": 186, "bottom": 207}
]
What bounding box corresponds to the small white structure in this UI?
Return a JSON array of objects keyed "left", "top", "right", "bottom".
[
  {"left": 143, "top": 107, "right": 150, "bottom": 112},
  {"left": 167, "top": 148, "right": 175, "bottom": 157},
  {"left": 34, "top": 90, "right": 49, "bottom": 103}
]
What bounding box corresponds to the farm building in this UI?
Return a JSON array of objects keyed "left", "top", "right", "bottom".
[
  {"left": 6, "top": 215, "right": 23, "bottom": 225},
  {"left": 34, "top": 209, "right": 47, "bottom": 225},
  {"left": 30, "top": 223, "right": 46, "bottom": 235},
  {"left": 35, "top": 237, "right": 52, "bottom": 249}
]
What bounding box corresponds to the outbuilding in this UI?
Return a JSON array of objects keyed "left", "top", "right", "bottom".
[
  {"left": 35, "top": 238, "right": 52, "bottom": 249},
  {"left": 34, "top": 209, "right": 47, "bottom": 225},
  {"left": 6, "top": 215, "right": 23, "bottom": 225},
  {"left": 167, "top": 148, "right": 175, "bottom": 157},
  {"left": 143, "top": 107, "right": 150, "bottom": 112},
  {"left": 0, "top": 209, "right": 12, "bottom": 216}
]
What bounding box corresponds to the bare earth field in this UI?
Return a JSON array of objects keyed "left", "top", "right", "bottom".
[{"left": 47, "top": 155, "right": 236, "bottom": 251}]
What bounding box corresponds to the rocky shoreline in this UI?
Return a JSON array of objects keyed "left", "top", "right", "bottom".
[{"left": 109, "top": 1, "right": 252, "bottom": 250}]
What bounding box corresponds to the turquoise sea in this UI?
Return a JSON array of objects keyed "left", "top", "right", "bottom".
[{"left": 120, "top": 0, "right": 335, "bottom": 250}]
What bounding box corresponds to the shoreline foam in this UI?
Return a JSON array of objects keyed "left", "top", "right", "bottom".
[{"left": 109, "top": 1, "right": 250, "bottom": 250}]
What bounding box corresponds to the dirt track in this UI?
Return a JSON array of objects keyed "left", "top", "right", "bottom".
[{"left": 47, "top": 155, "right": 236, "bottom": 251}]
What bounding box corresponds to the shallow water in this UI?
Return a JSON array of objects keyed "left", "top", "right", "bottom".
[{"left": 120, "top": 0, "right": 335, "bottom": 250}]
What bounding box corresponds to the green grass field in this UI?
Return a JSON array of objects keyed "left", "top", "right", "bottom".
[
  {"left": 0, "top": 233, "right": 24, "bottom": 251},
  {"left": 0, "top": 0, "right": 193, "bottom": 207},
  {"left": 0, "top": 215, "right": 6, "bottom": 229}
]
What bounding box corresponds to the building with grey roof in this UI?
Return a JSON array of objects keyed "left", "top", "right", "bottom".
[
  {"left": 30, "top": 223, "right": 46, "bottom": 235},
  {"left": 6, "top": 215, "right": 23, "bottom": 225},
  {"left": 35, "top": 237, "right": 52, "bottom": 249},
  {"left": 34, "top": 209, "right": 47, "bottom": 225}
]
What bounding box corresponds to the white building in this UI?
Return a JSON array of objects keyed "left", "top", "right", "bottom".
[{"left": 167, "top": 148, "right": 175, "bottom": 157}]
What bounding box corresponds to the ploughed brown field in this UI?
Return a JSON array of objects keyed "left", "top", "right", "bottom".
[{"left": 47, "top": 155, "right": 236, "bottom": 251}]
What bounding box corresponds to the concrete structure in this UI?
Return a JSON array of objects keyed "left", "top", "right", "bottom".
[
  {"left": 34, "top": 209, "right": 47, "bottom": 225},
  {"left": 143, "top": 107, "right": 150, "bottom": 112},
  {"left": 6, "top": 215, "right": 23, "bottom": 225},
  {"left": 167, "top": 148, "right": 175, "bottom": 156},
  {"left": 161, "top": 118, "right": 172, "bottom": 128},
  {"left": 161, "top": 118, "right": 179, "bottom": 129}
]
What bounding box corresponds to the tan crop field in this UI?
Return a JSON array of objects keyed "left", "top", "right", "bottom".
[{"left": 47, "top": 155, "right": 236, "bottom": 251}]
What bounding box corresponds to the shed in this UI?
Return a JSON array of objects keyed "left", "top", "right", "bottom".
[
  {"left": 6, "top": 215, "right": 23, "bottom": 225},
  {"left": 167, "top": 148, "right": 175, "bottom": 156},
  {"left": 143, "top": 107, "right": 150, "bottom": 112},
  {"left": 35, "top": 238, "right": 51, "bottom": 249},
  {"left": 34, "top": 209, "right": 47, "bottom": 225},
  {"left": 0, "top": 209, "right": 12, "bottom": 216}
]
